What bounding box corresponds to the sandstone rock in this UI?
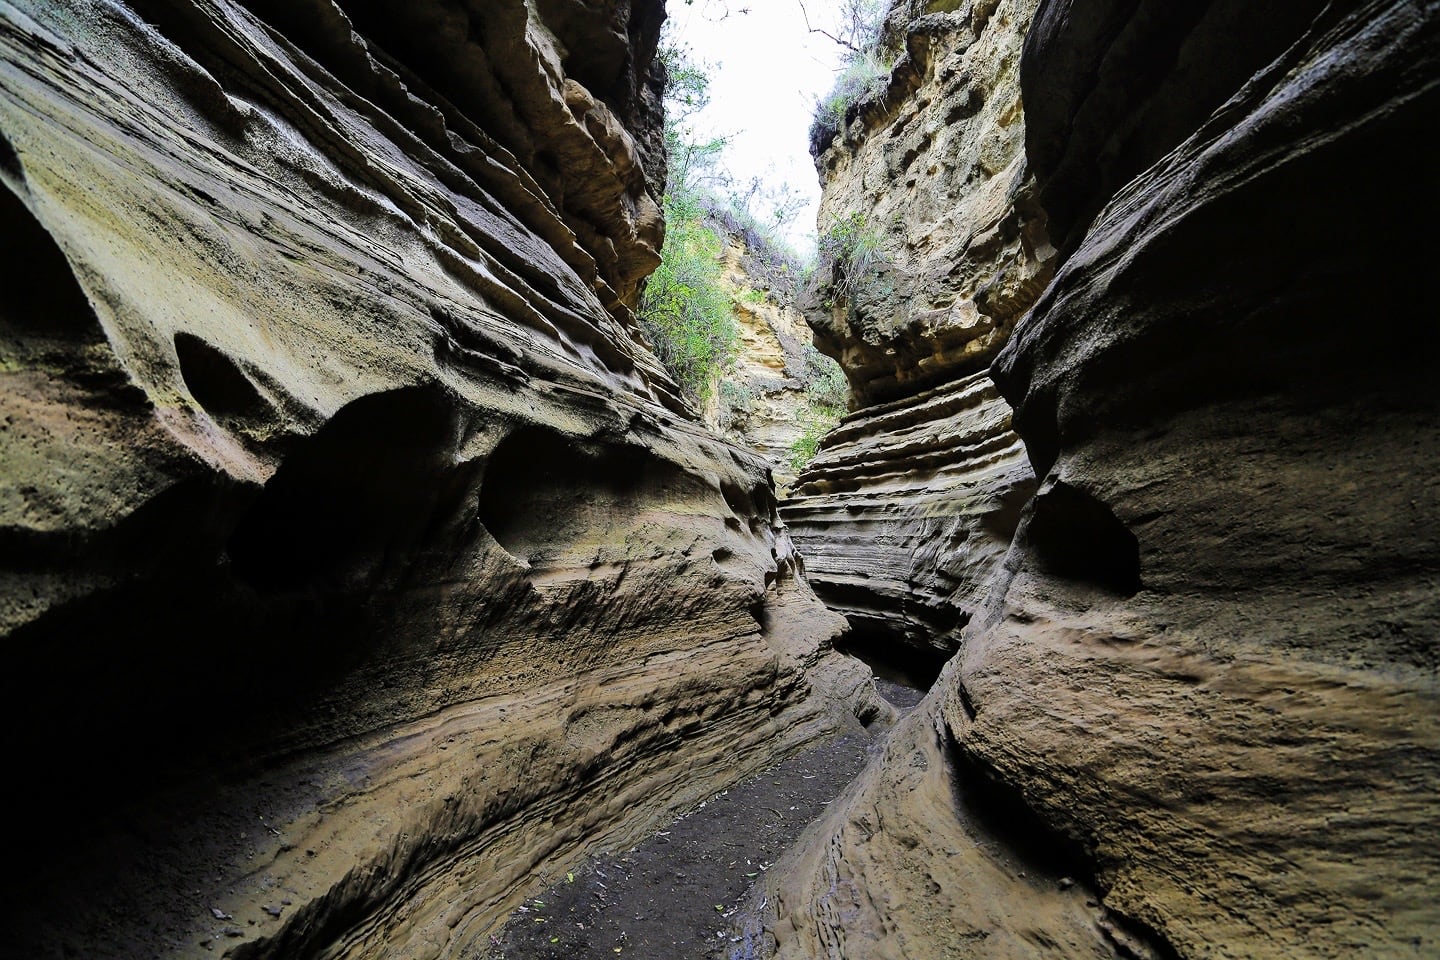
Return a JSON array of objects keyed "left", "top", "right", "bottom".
[
  {"left": 788, "top": 0, "right": 1048, "bottom": 661},
  {"left": 0, "top": 1, "right": 881, "bottom": 957},
  {"left": 704, "top": 232, "right": 817, "bottom": 496},
  {"left": 782, "top": 370, "right": 1033, "bottom": 655},
  {"left": 766, "top": 1, "right": 1440, "bottom": 957},
  {"left": 809, "top": 0, "right": 1053, "bottom": 406}
]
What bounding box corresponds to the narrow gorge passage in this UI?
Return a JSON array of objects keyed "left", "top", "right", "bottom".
[
  {"left": 493, "top": 681, "right": 925, "bottom": 960},
  {"left": 1, "top": 0, "right": 1434, "bottom": 958}
]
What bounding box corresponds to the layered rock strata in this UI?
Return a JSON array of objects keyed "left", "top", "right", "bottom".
[
  {"left": 808, "top": 0, "right": 1052, "bottom": 407},
  {"left": 763, "top": 1, "right": 1440, "bottom": 957},
  {"left": 782, "top": 370, "right": 1032, "bottom": 653},
  {"left": 0, "top": 1, "right": 881, "bottom": 957},
  {"left": 785, "top": 0, "right": 1048, "bottom": 658}
]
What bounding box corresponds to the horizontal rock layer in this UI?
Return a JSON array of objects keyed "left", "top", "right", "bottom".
[
  {"left": 767, "top": 1, "right": 1440, "bottom": 957},
  {"left": 782, "top": 370, "right": 1033, "bottom": 654},
  {"left": 0, "top": 1, "right": 880, "bottom": 957}
]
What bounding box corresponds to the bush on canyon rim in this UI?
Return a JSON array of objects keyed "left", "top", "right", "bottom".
[
  {"left": 639, "top": 44, "right": 739, "bottom": 404},
  {"left": 808, "top": 0, "right": 890, "bottom": 153},
  {"left": 639, "top": 191, "right": 738, "bottom": 403}
]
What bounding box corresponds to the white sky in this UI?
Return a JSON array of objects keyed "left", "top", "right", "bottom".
[{"left": 662, "top": 0, "right": 850, "bottom": 257}]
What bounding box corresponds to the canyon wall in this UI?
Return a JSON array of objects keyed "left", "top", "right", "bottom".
[
  {"left": 763, "top": 0, "right": 1439, "bottom": 957},
  {"left": 0, "top": 2, "right": 883, "bottom": 957},
  {"left": 784, "top": 0, "right": 1047, "bottom": 656},
  {"left": 705, "top": 230, "right": 817, "bottom": 495}
]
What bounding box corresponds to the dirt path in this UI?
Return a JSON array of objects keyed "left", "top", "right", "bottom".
[{"left": 491, "top": 680, "right": 923, "bottom": 960}]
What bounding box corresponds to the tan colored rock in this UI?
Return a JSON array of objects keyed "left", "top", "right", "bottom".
[
  {"left": 809, "top": 0, "right": 1052, "bottom": 406},
  {"left": 766, "top": 1, "right": 1440, "bottom": 957},
  {"left": 787, "top": 0, "right": 1048, "bottom": 659},
  {"left": 783, "top": 370, "right": 1033, "bottom": 653},
  {"left": 704, "top": 235, "right": 818, "bottom": 495},
  {"left": 0, "top": 1, "right": 883, "bottom": 957}
]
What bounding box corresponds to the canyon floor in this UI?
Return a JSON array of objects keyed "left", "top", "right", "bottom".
[{"left": 492, "top": 678, "right": 926, "bottom": 960}]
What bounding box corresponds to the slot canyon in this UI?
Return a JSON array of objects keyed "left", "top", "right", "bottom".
[{"left": 0, "top": 0, "right": 1435, "bottom": 958}]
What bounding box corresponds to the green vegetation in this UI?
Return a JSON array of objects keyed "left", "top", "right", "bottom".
[
  {"left": 640, "top": 42, "right": 813, "bottom": 405},
  {"left": 638, "top": 45, "right": 738, "bottom": 404},
  {"left": 813, "top": 211, "right": 886, "bottom": 308},
  {"left": 639, "top": 192, "right": 737, "bottom": 402},
  {"left": 807, "top": 0, "right": 891, "bottom": 153},
  {"left": 789, "top": 345, "right": 848, "bottom": 471}
]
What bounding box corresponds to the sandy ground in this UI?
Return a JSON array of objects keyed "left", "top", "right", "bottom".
[{"left": 491, "top": 680, "right": 924, "bottom": 960}]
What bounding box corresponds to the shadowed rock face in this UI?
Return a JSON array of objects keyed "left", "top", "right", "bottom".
[
  {"left": 787, "top": 0, "right": 1047, "bottom": 657},
  {"left": 765, "top": 1, "right": 1439, "bottom": 957},
  {"left": 0, "top": 2, "right": 882, "bottom": 957}
]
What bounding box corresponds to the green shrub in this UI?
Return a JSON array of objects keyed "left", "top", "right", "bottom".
[
  {"left": 789, "top": 402, "right": 843, "bottom": 472},
  {"left": 788, "top": 346, "right": 849, "bottom": 472},
  {"left": 813, "top": 211, "right": 886, "bottom": 308},
  {"left": 810, "top": 50, "right": 890, "bottom": 152},
  {"left": 638, "top": 190, "right": 738, "bottom": 403}
]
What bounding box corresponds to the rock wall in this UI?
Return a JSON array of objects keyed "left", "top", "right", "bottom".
[
  {"left": 785, "top": 0, "right": 1047, "bottom": 657},
  {"left": 762, "top": 1, "right": 1440, "bottom": 957},
  {"left": 782, "top": 370, "right": 1031, "bottom": 653},
  {"left": 0, "top": 2, "right": 882, "bottom": 957},
  {"left": 705, "top": 232, "right": 816, "bottom": 495}
]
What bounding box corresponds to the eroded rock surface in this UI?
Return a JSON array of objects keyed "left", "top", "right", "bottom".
[
  {"left": 0, "top": 2, "right": 881, "bottom": 957},
  {"left": 764, "top": 1, "right": 1439, "bottom": 957},
  {"left": 705, "top": 232, "right": 816, "bottom": 495},
  {"left": 809, "top": 0, "right": 1052, "bottom": 406},
  {"left": 786, "top": 0, "right": 1046, "bottom": 657},
  {"left": 783, "top": 370, "right": 1032, "bottom": 653}
]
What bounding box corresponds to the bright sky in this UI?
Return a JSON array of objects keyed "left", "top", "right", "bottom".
[{"left": 662, "top": 0, "right": 850, "bottom": 257}]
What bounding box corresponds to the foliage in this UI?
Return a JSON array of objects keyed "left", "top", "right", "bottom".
[
  {"left": 788, "top": 345, "right": 848, "bottom": 471},
  {"left": 814, "top": 211, "right": 886, "bottom": 307},
  {"left": 789, "top": 402, "right": 843, "bottom": 471},
  {"left": 800, "top": 344, "right": 848, "bottom": 409},
  {"left": 810, "top": 50, "right": 890, "bottom": 151},
  {"left": 639, "top": 190, "right": 737, "bottom": 403},
  {"left": 637, "top": 44, "right": 742, "bottom": 404},
  {"left": 717, "top": 378, "right": 757, "bottom": 430},
  {"left": 806, "top": 0, "right": 891, "bottom": 153}
]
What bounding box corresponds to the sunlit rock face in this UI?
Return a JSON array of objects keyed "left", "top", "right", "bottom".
[
  {"left": 0, "top": 1, "right": 882, "bottom": 957},
  {"left": 785, "top": 0, "right": 1047, "bottom": 657},
  {"left": 763, "top": 1, "right": 1439, "bottom": 957},
  {"left": 704, "top": 233, "right": 817, "bottom": 496}
]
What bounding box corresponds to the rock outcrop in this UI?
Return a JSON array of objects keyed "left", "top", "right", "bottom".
[
  {"left": 785, "top": 0, "right": 1047, "bottom": 658},
  {"left": 705, "top": 230, "right": 818, "bottom": 495},
  {"left": 0, "top": 2, "right": 881, "bottom": 957},
  {"left": 762, "top": 1, "right": 1440, "bottom": 957},
  {"left": 782, "top": 370, "right": 1032, "bottom": 654}
]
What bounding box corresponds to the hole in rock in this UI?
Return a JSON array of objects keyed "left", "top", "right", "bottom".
[
  {"left": 479, "top": 426, "right": 703, "bottom": 566},
  {"left": 0, "top": 127, "right": 21, "bottom": 180},
  {"left": 0, "top": 182, "right": 105, "bottom": 343},
  {"left": 836, "top": 623, "right": 949, "bottom": 696},
  {"left": 174, "top": 331, "right": 271, "bottom": 421},
  {"left": 228, "top": 384, "right": 469, "bottom": 592},
  {"left": 1021, "top": 480, "right": 1141, "bottom": 596}
]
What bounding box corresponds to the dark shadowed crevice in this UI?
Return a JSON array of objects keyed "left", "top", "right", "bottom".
[
  {"left": 228, "top": 384, "right": 465, "bottom": 592},
  {"left": 836, "top": 622, "right": 950, "bottom": 691},
  {"left": 174, "top": 331, "right": 273, "bottom": 422},
  {"left": 478, "top": 425, "right": 702, "bottom": 567},
  {"left": 0, "top": 181, "right": 106, "bottom": 345},
  {"left": 1019, "top": 479, "right": 1141, "bottom": 596},
  {"left": 0, "top": 126, "right": 22, "bottom": 181}
]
